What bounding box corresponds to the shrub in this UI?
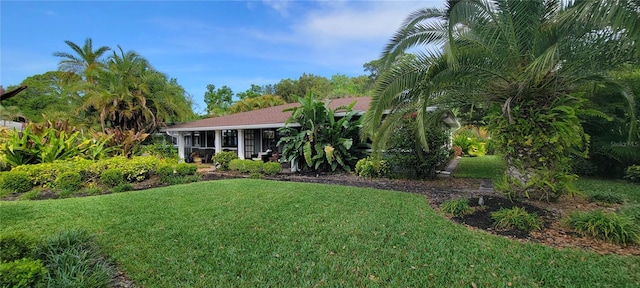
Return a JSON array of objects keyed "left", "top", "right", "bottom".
[
  {"left": 467, "top": 142, "right": 486, "bottom": 157},
  {"left": 182, "top": 174, "right": 201, "bottom": 184},
  {"left": 440, "top": 199, "right": 474, "bottom": 217},
  {"left": 112, "top": 183, "right": 133, "bottom": 193},
  {"left": 0, "top": 171, "right": 33, "bottom": 194},
  {"left": 263, "top": 162, "right": 282, "bottom": 175},
  {"left": 55, "top": 171, "right": 83, "bottom": 191},
  {"left": 566, "top": 210, "right": 639, "bottom": 244},
  {"left": 0, "top": 258, "right": 47, "bottom": 288},
  {"left": 453, "top": 134, "right": 474, "bottom": 156},
  {"left": 19, "top": 190, "right": 42, "bottom": 200},
  {"left": 355, "top": 157, "right": 390, "bottom": 178},
  {"left": 175, "top": 163, "right": 197, "bottom": 176},
  {"left": 12, "top": 163, "right": 62, "bottom": 187},
  {"left": 100, "top": 168, "right": 125, "bottom": 188},
  {"left": 491, "top": 207, "right": 543, "bottom": 232},
  {"left": 587, "top": 191, "right": 625, "bottom": 204},
  {"left": 213, "top": 151, "right": 238, "bottom": 171},
  {"left": 141, "top": 143, "right": 178, "bottom": 159},
  {"left": 118, "top": 156, "right": 161, "bottom": 182},
  {"left": 624, "top": 165, "right": 640, "bottom": 183},
  {"left": 246, "top": 160, "right": 263, "bottom": 173},
  {"left": 228, "top": 159, "right": 244, "bottom": 171},
  {"left": 37, "top": 229, "right": 115, "bottom": 288},
  {"left": 156, "top": 164, "right": 175, "bottom": 184},
  {"left": 451, "top": 145, "right": 463, "bottom": 157},
  {"left": 0, "top": 232, "right": 37, "bottom": 262},
  {"left": 249, "top": 172, "right": 264, "bottom": 179},
  {"left": 386, "top": 118, "right": 451, "bottom": 179}
]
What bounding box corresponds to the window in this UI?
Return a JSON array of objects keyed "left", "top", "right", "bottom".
[
  {"left": 222, "top": 130, "right": 237, "bottom": 147},
  {"left": 206, "top": 131, "right": 215, "bottom": 147},
  {"left": 262, "top": 129, "right": 277, "bottom": 151},
  {"left": 245, "top": 130, "right": 256, "bottom": 157}
]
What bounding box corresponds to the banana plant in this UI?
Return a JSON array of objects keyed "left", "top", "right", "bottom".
[{"left": 278, "top": 93, "right": 364, "bottom": 172}]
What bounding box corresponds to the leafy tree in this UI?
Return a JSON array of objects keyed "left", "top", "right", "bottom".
[
  {"left": 2, "top": 71, "right": 82, "bottom": 123},
  {"left": 274, "top": 78, "right": 299, "bottom": 102},
  {"left": 227, "top": 95, "right": 285, "bottom": 114},
  {"left": 364, "top": 0, "right": 637, "bottom": 201},
  {"left": 274, "top": 74, "right": 332, "bottom": 102},
  {"left": 236, "top": 84, "right": 263, "bottom": 100},
  {"left": 53, "top": 38, "right": 110, "bottom": 84},
  {"left": 298, "top": 73, "right": 331, "bottom": 99},
  {"left": 278, "top": 94, "right": 364, "bottom": 172},
  {"left": 204, "top": 84, "right": 233, "bottom": 116}
]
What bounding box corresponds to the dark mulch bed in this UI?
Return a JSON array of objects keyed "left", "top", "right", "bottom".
[{"left": 451, "top": 196, "right": 552, "bottom": 239}]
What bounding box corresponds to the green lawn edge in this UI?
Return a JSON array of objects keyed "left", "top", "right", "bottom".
[{"left": 1, "top": 179, "right": 638, "bottom": 287}]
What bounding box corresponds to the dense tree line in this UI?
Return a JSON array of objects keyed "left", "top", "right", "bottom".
[
  {"left": 2, "top": 38, "right": 196, "bottom": 134},
  {"left": 203, "top": 71, "right": 376, "bottom": 116}
]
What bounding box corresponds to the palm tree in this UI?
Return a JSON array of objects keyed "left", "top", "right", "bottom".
[
  {"left": 364, "top": 0, "right": 637, "bottom": 201},
  {"left": 53, "top": 38, "right": 111, "bottom": 84},
  {"left": 83, "top": 46, "right": 195, "bottom": 133}
]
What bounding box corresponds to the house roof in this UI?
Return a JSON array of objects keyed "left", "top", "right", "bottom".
[{"left": 163, "top": 96, "right": 372, "bottom": 132}]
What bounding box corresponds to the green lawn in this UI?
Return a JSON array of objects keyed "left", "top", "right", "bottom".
[
  {"left": 576, "top": 178, "right": 640, "bottom": 204},
  {"left": 1, "top": 179, "right": 638, "bottom": 287},
  {"left": 453, "top": 155, "right": 506, "bottom": 179}
]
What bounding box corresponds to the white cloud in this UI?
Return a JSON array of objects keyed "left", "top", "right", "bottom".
[
  {"left": 293, "top": 1, "right": 440, "bottom": 43},
  {"left": 262, "top": 0, "right": 291, "bottom": 17}
]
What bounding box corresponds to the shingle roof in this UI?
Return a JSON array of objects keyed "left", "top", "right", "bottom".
[{"left": 163, "top": 97, "right": 371, "bottom": 132}]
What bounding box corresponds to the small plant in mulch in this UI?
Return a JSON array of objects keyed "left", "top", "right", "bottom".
[
  {"left": 491, "top": 207, "right": 543, "bottom": 232},
  {"left": 449, "top": 196, "right": 549, "bottom": 239},
  {"left": 440, "top": 199, "right": 474, "bottom": 217}
]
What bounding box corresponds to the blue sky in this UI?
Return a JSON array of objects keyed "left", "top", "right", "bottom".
[{"left": 1, "top": 0, "right": 443, "bottom": 113}]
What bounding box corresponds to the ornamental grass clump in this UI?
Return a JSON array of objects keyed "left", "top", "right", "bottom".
[
  {"left": 37, "top": 229, "right": 115, "bottom": 287},
  {"left": 440, "top": 199, "right": 474, "bottom": 217},
  {"left": 566, "top": 210, "right": 639, "bottom": 245},
  {"left": 491, "top": 207, "right": 543, "bottom": 232}
]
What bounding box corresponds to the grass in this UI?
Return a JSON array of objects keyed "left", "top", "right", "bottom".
[
  {"left": 453, "top": 155, "right": 506, "bottom": 179},
  {"left": 1, "top": 179, "right": 639, "bottom": 287},
  {"left": 576, "top": 178, "right": 640, "bottom": 204}
]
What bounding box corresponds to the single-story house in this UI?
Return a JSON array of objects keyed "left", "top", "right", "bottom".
[{"left": 161, "top": 96, "right": 460, "bottom": 165}]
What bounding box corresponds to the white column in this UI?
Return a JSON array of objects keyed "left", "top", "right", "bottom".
[
  {"left": 215, "top": 130, "right": 222, "bottom": 154},
  {"left": 177, "top": 132, "right": 185, "bottom": 161},
  {"left": 237, "top": 129, "right": 245, "bottom": 159}
]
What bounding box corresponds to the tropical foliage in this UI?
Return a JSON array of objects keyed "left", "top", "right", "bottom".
[
  {"left": 0, "top": 119, "right": 151, "bottom": 169},
  {"left": 385, "top": 115, "right": 451, "bottom": 179},
  {"left": 227, "top": 95, "right": 286, "bottom": 114},
  {"left": 364, "top": 0, "right": 638, "bottom": 201},
  {"left": 278, "top": 94, "right": 364, "bottom": 172},
  {"left": 81, "top": 46, "right": 194, "bottom": 133}
]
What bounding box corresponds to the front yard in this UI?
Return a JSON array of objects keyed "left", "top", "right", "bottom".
[{"left": 1, "top": 179, "right": 639, "bottom": 287}]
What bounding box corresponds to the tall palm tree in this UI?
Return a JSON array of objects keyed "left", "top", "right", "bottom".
[
  {"left": 83, "top": 46, "right": 195, "bottom": 133},
  {"left": 53, "top": 38, "right": 110, "bottom": 84},
  {"left": 364, "top": 0, "right": 637, "bottom": 201}
]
